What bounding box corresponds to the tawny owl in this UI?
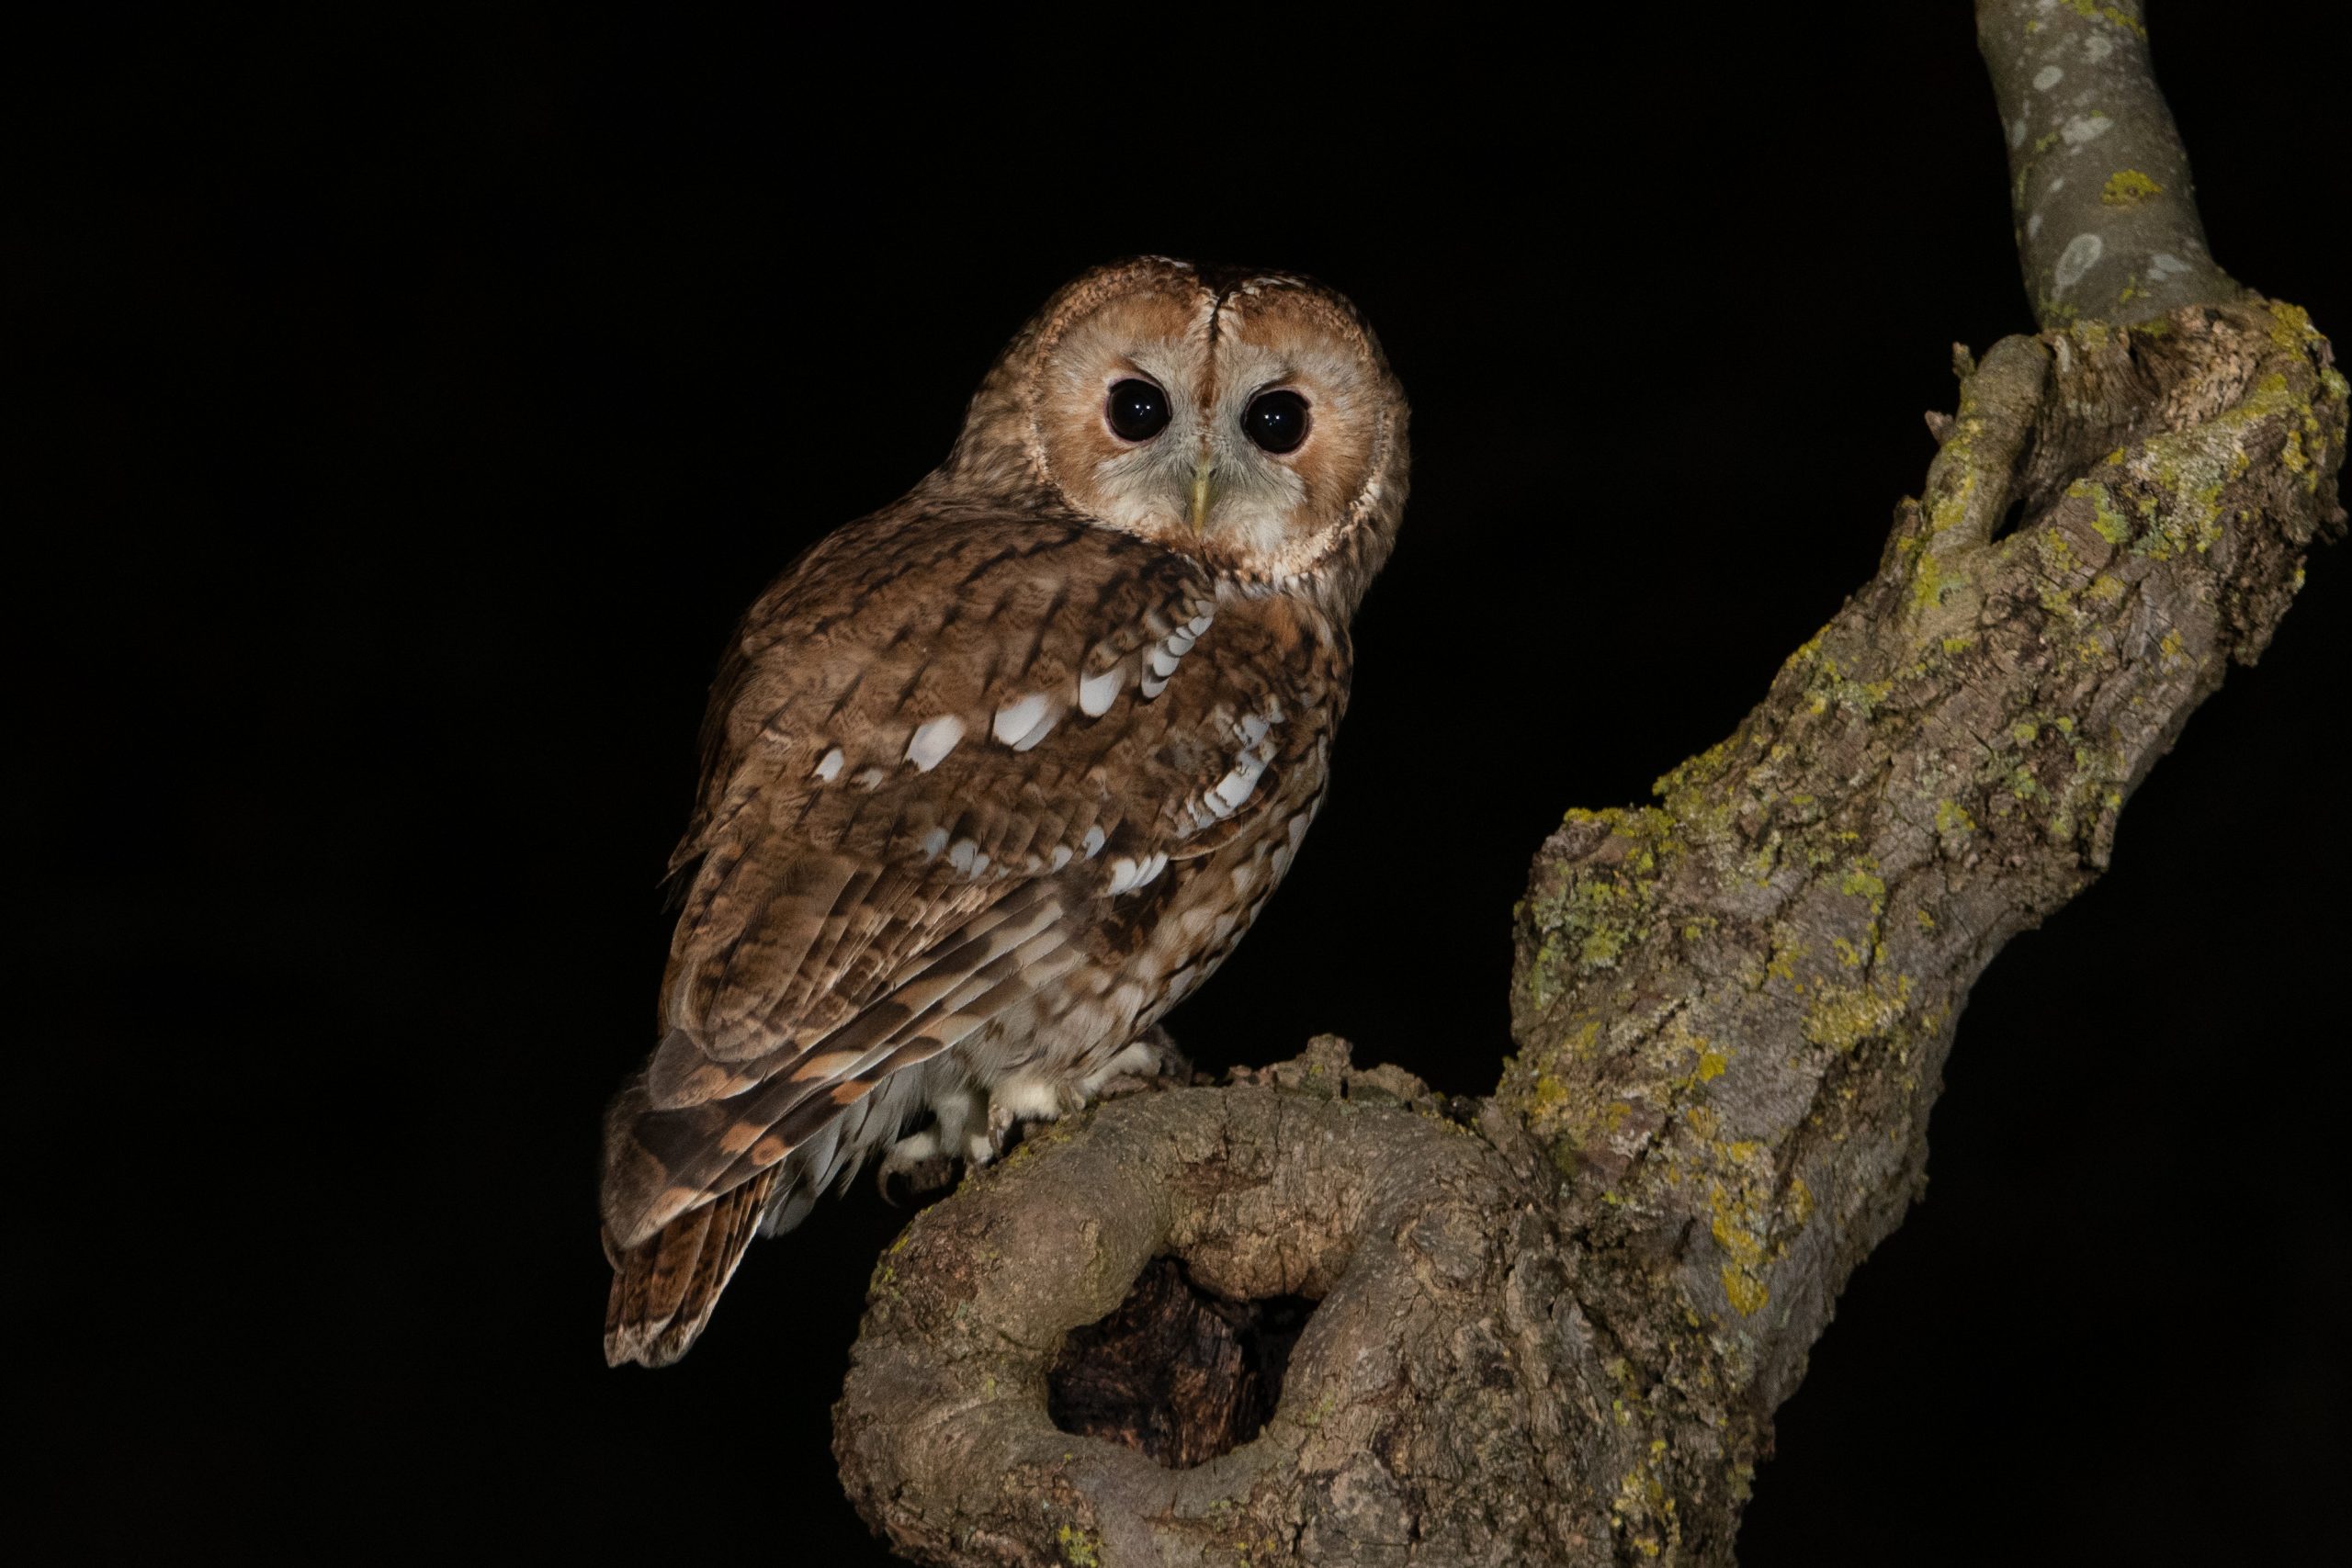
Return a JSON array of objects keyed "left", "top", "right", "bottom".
[{"left": 600, "top": 256, "right": 1409, "bottom": 1366}]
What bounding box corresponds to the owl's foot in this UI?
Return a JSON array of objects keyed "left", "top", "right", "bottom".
[
  {"left": 875, "top": 1128, "right": 956, "bottom": 1201},
  {"left": 972, "top": 1075, "right": 1088, "bottom": 1166},
  {"left": 1086, "top": 1025, "right": 1194, "bottom": 1100}
]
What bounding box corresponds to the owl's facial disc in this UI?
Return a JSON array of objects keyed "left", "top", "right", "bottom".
[{"left": 1028, "top": 266, "right": 1396, "bottom": 581}]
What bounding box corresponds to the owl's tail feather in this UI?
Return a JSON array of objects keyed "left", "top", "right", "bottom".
[{"left": 603, "top": 1168, "right": 776, "bottom": 1368}]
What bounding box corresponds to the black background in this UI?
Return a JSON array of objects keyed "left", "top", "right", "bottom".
[{"left": 24, "top": 7, "right": 2347, "bottom": 1562}]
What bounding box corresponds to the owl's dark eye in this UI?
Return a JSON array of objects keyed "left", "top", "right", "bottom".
[
  {"left": 1104, "top": 378, "right": 1170, "bottom": 441},
  {"left": 1241, "top": 389, "right": 1309, "bottom": 454}
]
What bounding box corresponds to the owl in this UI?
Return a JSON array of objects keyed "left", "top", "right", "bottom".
[{"left": 600, "top": 256, "right": 1410, "bottom": 1366}]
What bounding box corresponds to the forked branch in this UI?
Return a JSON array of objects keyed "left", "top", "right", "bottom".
[{"left": 833, "top": 5, "right": 2345, "bottom": 1562}]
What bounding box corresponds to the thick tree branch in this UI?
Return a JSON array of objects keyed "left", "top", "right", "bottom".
[
  {"left": 837, "top": 1045, "right": 1609, "bottom": 1563},
  {"left": 1495, "top": 296, "right": 2342, "bottom": 1556},
  {"left": 833, "top": 11, "right": 2346, "bottom": 1564}
]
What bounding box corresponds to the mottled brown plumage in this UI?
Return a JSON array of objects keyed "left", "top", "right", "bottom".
[{"left": 601, "top": 256, "right": 1408, "bottom": 1365}]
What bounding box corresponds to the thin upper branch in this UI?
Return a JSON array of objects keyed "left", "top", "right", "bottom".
[{"left": 1976, "top": 0, "right": 2245, "bottom": 326}]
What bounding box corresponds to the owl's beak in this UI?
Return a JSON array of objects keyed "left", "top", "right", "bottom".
[{"left": 1188, "top": 460, "right": 1218, "bottom": 534}]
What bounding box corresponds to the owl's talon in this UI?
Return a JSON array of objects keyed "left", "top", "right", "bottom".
[
  {"left": 1088, "top": 1026, "right": 1195, "bottom": 1100},
  {"left": 876, "top": 1129, "right": 955, "bottom": 1201},
  {"left": 1094, "top": 1069, "right": 1180, "bottom": 1100},
  {"left": 978, "top": 1098, "right": 1021, "bottom": 1163}
]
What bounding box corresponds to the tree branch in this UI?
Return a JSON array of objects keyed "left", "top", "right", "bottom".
[
  {"left": 836, "top": 1044, "right": 1611, "bottom": 1563},
  {"left": 1496, "top": 296, "right": 2343, "bottom": 1553},
  {"left": 832, "top": 10, "right": 2346, "bottom": 1563},
  {"left": 1976, "top": 0, "right": 2245, "bottom": 326}
]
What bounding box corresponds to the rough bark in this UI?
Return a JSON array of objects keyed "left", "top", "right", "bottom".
[{"left": 832, "top": 6, "right": 2346, "bottom": 1563}]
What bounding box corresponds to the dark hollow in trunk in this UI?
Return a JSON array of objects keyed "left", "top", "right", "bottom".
[{"left": 1046, "top": 1257, "right": 1314, "bottom": 1470}]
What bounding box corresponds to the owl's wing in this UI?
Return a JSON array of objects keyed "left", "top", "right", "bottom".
[{"left": 600, "top": 509, "right": 1336, "bottom": 1256}]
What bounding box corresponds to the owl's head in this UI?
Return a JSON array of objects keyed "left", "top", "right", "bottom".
[{"left": 945, "top": 257, "right": 1409, "bottom": 612}]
